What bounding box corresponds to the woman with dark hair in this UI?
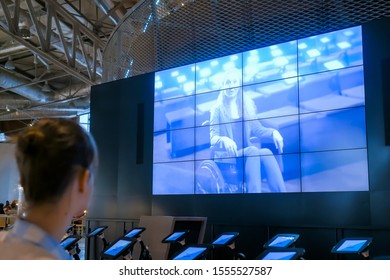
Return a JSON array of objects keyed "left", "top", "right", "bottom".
[
  {"left": 4, "top": 200, "right": 10, "bottom": 213},
  {"left": 0, "top": 118, "right": 98, "bottom": 259},
  {"left": 210, "top": 69, "right": 285, "bottom": 193}
]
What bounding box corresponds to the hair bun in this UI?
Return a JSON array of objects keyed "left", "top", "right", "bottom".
[{"left": 18, "top": 129, "right": 45, "bottom": 155}]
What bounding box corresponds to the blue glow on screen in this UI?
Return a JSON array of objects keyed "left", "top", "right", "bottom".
[
  {"left": 104, "top": 240, "right": 132, "bottom": 257},
  {"left": 60, "top": 237, "right": 77, "bottom": 249},
  {"left": 88, "top": 227, "right": 105, "bottom": 236},
  {"left": 243, "top": 41, "right": 297, "bottom": 85},
  {"left": 124, "top": 228, "right": 143, "bottom": 238},
  {"left": 173, "top": 247, "right": 207, "bottom": 260},
  {"left": 152, "top": 25, "right": 368, "bottom": 195},
  {"left": 166, "top": 232, "right": 186, "bottom": 241},
  {"left": 336, "top": 240, "right": 367, "bottom": 252},
  {"left": 154, "top": 64, "right": 195, "bottom": 101},
  {"left": 212, "top": 234, "right": 236, "bottom": 245},
  {"left": 195, "top": 54, "right": 243, "bottom": 94},
  {"left": 298, "top": 26, "right": 363, "bottom": 76},
  {"left": 268, "top": 236, "right": 296, "bottom": 247},
  {"left": 262, "top": 251, "right": 297, "bottom": 260}
]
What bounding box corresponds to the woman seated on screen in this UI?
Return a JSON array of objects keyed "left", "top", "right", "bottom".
[{"left": 209, "top": 69, "right": 286, "bottom": 193}]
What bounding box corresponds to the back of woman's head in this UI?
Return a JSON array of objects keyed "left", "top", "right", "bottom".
[{"left": 15, "top": 118, "right": 97, "bottom": 206}]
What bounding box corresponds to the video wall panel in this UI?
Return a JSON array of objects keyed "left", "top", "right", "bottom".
[{"left": 153, "top": 25, "right": 368, "bottom": 195}]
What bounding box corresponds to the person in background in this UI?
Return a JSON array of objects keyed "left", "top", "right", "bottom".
[
  {"left": 0, "top": 203, "right": 5, "bottom": 215},
  {"left": 0, "top": 118, "right": 98, "bottom": 260},
  {"left": 6, "top": 200, "right": 18, "bottom": 215},
  {"left": 209, "top": 69, "right": 286, "bottom": 193},
  {"left": 4, "top": 201, "right": 10, "bottom": 213}
]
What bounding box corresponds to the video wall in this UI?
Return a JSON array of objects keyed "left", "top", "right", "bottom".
[{"left": 153, "top": 25, "right": 368, "bottom": 195}]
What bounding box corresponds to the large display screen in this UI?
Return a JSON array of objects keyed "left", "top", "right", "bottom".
[{"left": 153, "top": 25, "right": 368, "bottom": 195}]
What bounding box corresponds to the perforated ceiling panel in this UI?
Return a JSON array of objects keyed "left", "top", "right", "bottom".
[{"left": 102, "top": 0, "right": 390, "bottom": 82}]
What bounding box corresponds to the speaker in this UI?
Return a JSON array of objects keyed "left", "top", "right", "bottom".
[
  {"left": 382, "top": 58, "right": 390, "bottom": 146},
  {"left": 136, "top": 103, "right": 144, "bottom": 164}
]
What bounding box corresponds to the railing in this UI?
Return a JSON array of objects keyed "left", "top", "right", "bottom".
[
  {"left": 0, "top": 214, "right": 17, "bottom": 230},
  {"left": 82, "top": 217, "right": 140, "bottom": 260}
]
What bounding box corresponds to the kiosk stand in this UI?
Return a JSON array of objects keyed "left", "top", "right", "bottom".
[
  {"left": 138, "top": 238, "right": 152, "bottom": 260},
  {"left": 263, "top": 233, "right": 300, "bottom": 249},
  {"left": 60, "top": 235, "right": 82, "bottom": 260},
  {"left": 161, "top": 230, "right": 189, "bottom": 259},
  {"left": 86, "top": 226, "right": 109, "bottom": 259},
  {"left": 331, "top": 237, "right": 372, "bottom": 260},
  {"left": 256, "top": 233, "right": 305, "bottom": 260},
  {"left": 101, "top": 227, "right": 152, "bottom": 260}
]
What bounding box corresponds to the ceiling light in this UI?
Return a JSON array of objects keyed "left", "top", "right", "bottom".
[
  {"left": 4, "top": 57, "right": 15, "bottom": 70},
  {"left": 42, "top": 81, "right": 51, "bottom": 92},
  {"left": 20, "top": 27, "right": 31, "bottom": 39},
  {"left": 19, "top": 22, "right": 31, "bottom": 39}
]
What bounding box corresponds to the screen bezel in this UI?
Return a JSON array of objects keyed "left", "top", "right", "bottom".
[
  {"left": 161, "top": 230, "right": 189, "bottom": 243},
  {"left": 101, "top": 239, "right": 134, "bottom": 259},
  {"left": 256, "top": 248, "right": 305, "bottom": 260},
  {"left": 211, "top": 232, "right": 239, "bottom": 246},
  {"left": 263, "top": 233, "right": 300, "bottom": 248},
  {"left": 123, "top": 227, "right": 146, "bottom": 239},
  {"left": 87, "top": 226, "right": 108, "bottom": 238},
  {"left": 331, "top": 237, "right": 373, "bottom": 254},
  {"left": 171, "top": 245, "right": 210, "bottom": 260},
  {"left": 60, "top": 235, "right": 81, "bottom": 250}
]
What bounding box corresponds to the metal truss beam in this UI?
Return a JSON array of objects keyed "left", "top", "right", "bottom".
[
  {"left": 0, "top": 71, "right": 70, "bottom": 94},
  {"left": 0, "top": 0, "right": 104, "bottom": 84}
]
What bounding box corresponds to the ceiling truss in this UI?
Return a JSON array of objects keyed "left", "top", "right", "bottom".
[
  {"left": 0, "top": 0, "right": 138, "bottom": 136},
  {"left": 0, "top": 0, "right": 104, "bottom": 85}
]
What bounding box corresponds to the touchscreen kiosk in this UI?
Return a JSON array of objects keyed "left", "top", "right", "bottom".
[
  {"left": 172, "top": 245, "right": 209, "bottom": 260},
  {"left": 102, "top": 239, "right": 134, "bottom": 259},
  {"left": 123, "top": 227, "right": 146, "bottom": 239},
  {"left": 331, "top": 237, "right": 373, "bottom": 254},
  {"left": 257, "top": 248, "right": 305, "bottom": 260},
  {"left": 66, "top": 225, "right": 74, "bottom": 234},
  {"left": 60, "top": 235, "right": 81, "bottom": 250},
  {"left": 87, "top": 226, "right": 108, "bottom": 238},
  {"left": 212, "top": 232, "right": 239, "bottom": 246},
  {"left": 264, "top": 234, "right": 300, "bottom": 248},
  {"left": 162, "top": 231, "right": 189, "bottom": 243}
]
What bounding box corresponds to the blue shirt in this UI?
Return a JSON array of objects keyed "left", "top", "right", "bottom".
[{"left": 0, "top": 218, "right": 72, "bottom": 260}]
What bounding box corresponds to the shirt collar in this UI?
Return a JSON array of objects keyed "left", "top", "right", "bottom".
[{"left": 11, "top": 218, "right": 72, "bottom": 260}]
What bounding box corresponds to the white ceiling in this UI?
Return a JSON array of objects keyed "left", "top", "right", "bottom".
[{"left": 0, "top": 0, "right": 139, "bottom": 127}]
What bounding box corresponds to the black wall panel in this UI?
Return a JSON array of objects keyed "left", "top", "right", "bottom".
[
  {"left": 90, "top": 18, "right": 390, "bottom": 259},
  {"left": 90, "top": 74, "right": 154, "bottom": 219}
]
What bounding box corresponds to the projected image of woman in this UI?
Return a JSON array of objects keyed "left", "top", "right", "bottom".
[{"left": 209, "top": 69, "right": 286, "bottom": 193}]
